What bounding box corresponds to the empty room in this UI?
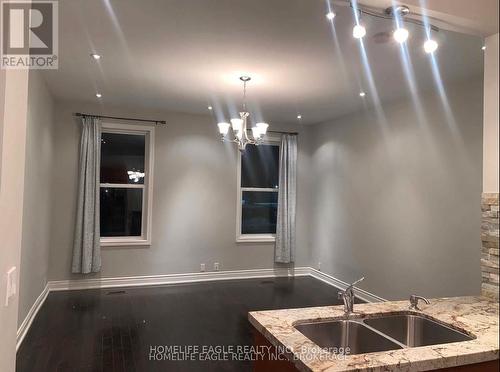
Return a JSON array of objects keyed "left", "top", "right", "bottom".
[{"left": 0, "top": 0, "right": 499, "bottom": 371}]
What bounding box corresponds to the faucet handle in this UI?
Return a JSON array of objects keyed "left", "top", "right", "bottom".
[
  {"left": 346, "top": 277, "right": 364, "bottom": 290},
  {"left": 350, "top": 276, "right": 365, "bottom": 287},
  {"left": 409, "top": 294, "right": 430, "bottom": 311}
]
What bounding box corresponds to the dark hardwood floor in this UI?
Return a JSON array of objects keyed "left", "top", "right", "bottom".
[{"left": 16, "top": 276, "right": 359, "bottom": 372}]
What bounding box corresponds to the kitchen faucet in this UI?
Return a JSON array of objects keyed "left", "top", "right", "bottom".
[
  {"left": 409, "top": 294, "right": 430, "bottom": 311},
  {"left": 338, "top": 277, "right": 364, "bottom": 314}
]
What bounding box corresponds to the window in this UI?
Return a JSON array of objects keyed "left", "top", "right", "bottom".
[
  {"left": 236, "top": 137, "right": 280, "bottom": 242},
  {"left": 100, "top": 123, "right": 154, "bottom": 246}
]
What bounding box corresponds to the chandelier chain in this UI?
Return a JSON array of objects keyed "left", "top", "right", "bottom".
[{"left": 242, "top": 79, "right": 247, "bottom": 112}]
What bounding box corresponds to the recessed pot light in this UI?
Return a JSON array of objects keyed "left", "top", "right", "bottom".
[
  {"left": 90, "top": 53, "right": 101, "bottom": 60},
  {"left": 326, "top": 12, "right": 336, "bottom": 20},
  {"left": 359, "top": 91, "right": 366, "bottom": 97},
  {"left": 393, "top": 28, "right": 409, "bottom": 43},
  {"left": 208, "top": 106, "right": 213, "bottom": 110},
  {"left": 297, "top": 114, "right": 302, "bottom": 119},
  {"left": 353, "top": 24, "right": 366, "bottom": 39},
  {"left": 424, "top": 39, "right": 438, "bottom": 54},
  {"left": 96, "top": 93, "right": 102, "bottom": 98}
]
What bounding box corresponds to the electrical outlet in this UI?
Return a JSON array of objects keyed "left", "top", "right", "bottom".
[
  {"left": 5, "top": 266, "right": 17, "bottom": 307},
  {"left": 214, "top": 262, "right": 220, "bottom": 271},
  {"left": 200, "top": 263, "right": 205, "bottom": 272}
]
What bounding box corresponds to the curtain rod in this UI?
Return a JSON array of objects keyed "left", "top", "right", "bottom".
[
  {"left": 73, "top": 113, "right": 295, "bottom": 133},
  {"left": 267, "top": 130, "right": 298, "bottom": 135},
  {"left": 74, "top": 112, "right": 166, "bottom": 125}
]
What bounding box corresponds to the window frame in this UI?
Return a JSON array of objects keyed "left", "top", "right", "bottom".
[
  {"left": 99, "top": 122, "right": 155, "bottom": 247},
  {"left": 236, "top": 133, "right": 281, "bottom": 243}
]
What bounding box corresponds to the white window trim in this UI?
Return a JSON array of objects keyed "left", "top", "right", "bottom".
[
  {"left": 236, "top": 133, "right": 281, "bottom": 243},
  {"left": 100, "top": 122, "right": 155, "bottom": 247}
]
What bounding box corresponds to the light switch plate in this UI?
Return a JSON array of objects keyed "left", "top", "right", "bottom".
[{"left": 5, "top": 266, "right": 17, "bottom": 307}]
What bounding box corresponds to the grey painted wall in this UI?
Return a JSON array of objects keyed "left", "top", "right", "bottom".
[
  {"left": 47, "top": 101, "right": 311, "bottom": 280},
  {"left": 18, "top": 72, "right": 55, "bottom": 326},
  {"left": 19, "top": 73, "right": 484, "bottom": 315},
  {"left": 307, "top": 78, "right": 484, "bottom": 300},
  {"left": 0, "top": 69, "right": 29, "bottom": 372}
]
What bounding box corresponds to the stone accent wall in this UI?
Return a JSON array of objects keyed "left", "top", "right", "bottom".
[{"left": 481, "top": 193, "right": 499, "bottom": 300}]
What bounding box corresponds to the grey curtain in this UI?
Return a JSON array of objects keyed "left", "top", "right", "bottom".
[
  {"left": 72, "top": 116, "right": 101, "bottom": 274},
  {"left": 275, "top": 134, "right": 297, "bottom": 263}
]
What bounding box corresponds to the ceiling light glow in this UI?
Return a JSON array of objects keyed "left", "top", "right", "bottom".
[
  {"left": 359, "top": 91, "right": 366, "bottom": 97},
  {"left": 482, "top": 45, "right": 487, "bottom": 51},
  {"left": 95, "top": 93, "right": 102, "bottom": 98},
  {"left": 353, "top": 24, "right": 366, "bottom": 39},
  {"left": 423, "top": 39, "right": 438, "bottom": 54},
  {"left": 326, "top": 11, "right": 336, "bottom": 20},
  {"left": 297, "top": 114, "right": 302, "bottom": 119},
  {"left": 208, "top": 106, "right": 213, "bottom": 110},
  {"left": 91, "top": 53, "right": 101, "bottom": 60},
  {"left": 393, "top": 27, "right": 409, "bottom": 43}
]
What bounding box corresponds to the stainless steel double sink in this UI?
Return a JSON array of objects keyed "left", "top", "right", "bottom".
[{"left": 294, "top": 313, "right": 474, "bottom": 355}]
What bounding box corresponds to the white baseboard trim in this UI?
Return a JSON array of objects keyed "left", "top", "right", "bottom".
[
  {"left": 47, "top": 267, "right": 311, "bottom": 291},
  {"left": 17, "top": 266, "right": 384, "bottom": 350},
  {"left": 16, "top": 283, "right": 49, "bottom": 351},
  {"left": 308, "top": 268, "right": 387, "bottom": 303}
]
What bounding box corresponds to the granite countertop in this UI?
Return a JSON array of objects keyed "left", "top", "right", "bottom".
[{"left": 248, "top": 296, "right": 499, "bottom": 371}]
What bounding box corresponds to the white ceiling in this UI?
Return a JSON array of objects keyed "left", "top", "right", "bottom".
[
  {"left": 360, "top": 0, "right": 499, "bottom": 37},
  {"left": 42, "top": 0, "right": 485, "bottom": 125}
]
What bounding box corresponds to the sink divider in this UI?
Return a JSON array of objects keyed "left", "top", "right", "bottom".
[{"left": 351, "top": 319, "right": 409, "bottom": 349}]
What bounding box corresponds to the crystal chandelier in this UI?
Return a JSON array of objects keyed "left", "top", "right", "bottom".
[{"left": 217, "top": 76, "right": 269, "bottom": 151}]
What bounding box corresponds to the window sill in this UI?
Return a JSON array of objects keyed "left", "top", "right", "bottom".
[
  {"left": 100, "top": 238, "right": 151, "bottom": 247},
  {"left": 236, "top": 235, "right": 276, "bottom": 244}
]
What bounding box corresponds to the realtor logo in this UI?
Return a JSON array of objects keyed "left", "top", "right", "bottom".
[{"left": 1, "top": 0, "right": 58, "bottom": 69}]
